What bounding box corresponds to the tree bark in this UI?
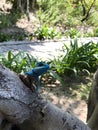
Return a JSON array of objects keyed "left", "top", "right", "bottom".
[
  {"left": 87, "top": 69, "right": 98, "bottom": 130},
  {"left": 12, "top": 0, "right": 38, "bottom": 12},
  {"left": 0, "top": 64, "right": 91, "bottom": 130}
]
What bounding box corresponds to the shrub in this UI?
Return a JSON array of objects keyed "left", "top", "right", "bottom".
[
  {"left": 93, "top": 28, "right": 98, "bottom": 37},
  {"left": 83, "top": 32, "right": 93, "bottom": 37},
  {"left": 34, "top": 25, "right": 59, "bottom": 40},
  {"left": 0, "top": 33, "right": 10, "bottom": 42},
  {"left": 51, "top": 38, "right": 98, "bottom": 76},
  {"left": 0, "top": 51, "right": 37, "bottom": 73},
  {"left": 0, "top": 51, "right": 63, "bottom": 85},
  {"left": 65, "top": 28, "right": 81, "bottom": 38}
]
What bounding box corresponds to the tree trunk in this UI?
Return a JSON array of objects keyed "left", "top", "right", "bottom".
[
  {"left": 12, "top": 0, "right": 30, "bottom": 20},
  {"left": 12, "top": 0, "right": 38, "bottom": 12},
  {"left": 80, "top": 0, "right": 86, "bottom": 16},
  {"left": 87, "top": 69, "right": 98, "bottom": 130},
  {"left": 81, "top": 0, "right": 96, "bottom": 22},
  {"left": 0, "top": 64, "right": 91, "bottom": 130}
]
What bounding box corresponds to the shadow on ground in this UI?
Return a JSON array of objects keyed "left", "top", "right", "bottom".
[{"left": 41, "top": 74, "right": 93, "bottom": 122}]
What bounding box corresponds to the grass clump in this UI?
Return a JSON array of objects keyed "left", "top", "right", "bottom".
[
  {"left": 51, "top": 38, "right": 98, "bottom": 76},
  {"left": 93, "top": 28, "right": 98, "bottom": 37},
  {"left": 34, "top": 25, "right": 60, "bottom": 40},
  {"left": 0, "top": 51, "right": 37, "bottom": 73},
  {"left": 0, "top": 51, "right": 62, "bottom": 85},
  {"left": 0, "top": 33, "right": 10, "bottom": 42},
  {"left": 65, "top": 28, "right": 81, "bottom": 38}
]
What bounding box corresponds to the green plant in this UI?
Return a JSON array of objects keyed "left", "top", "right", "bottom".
[
  {"left": 0, "top": 13, "right": 21, "bottom": 29},
  {"left": 14, "top": 34, "right": 26, "bottom": 41},
  {"left": 36, "top": 0, "right": 98, "bottom": 28},
  {"left": 51, "top": 38, "right": 98, "bottom": 76},
  {"left": 0, "top": 14, "right": 11, "bottom": 28},
  {"left": 65, "top": 28, "right": 81, "bottom": 38},
  {"left": 93, "top": 28, "right": 98, "bottom": 37},
  {"left": 0, "top": 51, "right": 37, "bottom": 73},
  {"left": 34, "top": 25, "right": 59, "bottom": 40},
  {"left": 0, "top": 33, "right": 26, "bottom": 42},
  {"left": 0, "top": 33, "right": 10, "bottom": 42},
  {"left": 83, "top": 31, "right": 93, "bottom": 37},
  {"left": 0, "top": 51, "right": 63, "bottom": 85}
]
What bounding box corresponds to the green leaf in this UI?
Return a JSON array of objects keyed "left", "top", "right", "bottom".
[
  {"left": 48, "top": 70, "right": 63, "bottom": 85},
  {"left": 8, "top": 51, "right": 12, "bottom": 61}
]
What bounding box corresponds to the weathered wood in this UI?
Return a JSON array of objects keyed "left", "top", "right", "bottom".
[
  {"left": 87, "top": 69, "right": 98, "bottom": 130},
  {"left": 0, "top": 64, "right": 91, "bottom": 130}
]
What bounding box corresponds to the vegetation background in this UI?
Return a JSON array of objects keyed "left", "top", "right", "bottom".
[{"left": 0, "top": 0, "right": 98, "bottom": 40}]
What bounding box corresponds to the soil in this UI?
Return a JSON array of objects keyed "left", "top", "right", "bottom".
[
  {"left": 42, "top": 87, "right": 88, "bottom": 123},
  {"left": 41, "top": 75, "right": 93, "bottom": 123},
  {"left": 0, "top": 0, "right": 93, "bottom": 123}
]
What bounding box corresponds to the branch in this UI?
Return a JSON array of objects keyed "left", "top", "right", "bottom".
[
  {"left": 0, "top": 64, "right": 91, "bottom": 130},
  {"left": 81, "top": 0, "right": 96, "bottom": 22}
]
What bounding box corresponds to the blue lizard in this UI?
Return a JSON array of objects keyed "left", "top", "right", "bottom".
[{"left": 25, "top": 62, "right": 49, "bottom": 93}]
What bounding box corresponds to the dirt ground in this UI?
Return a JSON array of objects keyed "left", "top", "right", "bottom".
[
  {"left": 42, "top": 87, "right": 88, "bottom": 123},
  {"left": 0, "top": 0, "right": 93, "bottom": 124},
  {"left": 41, "top": 75, "right": 92, "bottom": 123}
]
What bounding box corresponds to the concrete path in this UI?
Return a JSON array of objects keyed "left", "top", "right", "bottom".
[{"left": 0, "top": 37, "right": 98, "bottom": 61}]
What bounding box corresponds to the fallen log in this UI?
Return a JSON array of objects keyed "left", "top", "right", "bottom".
[{"left": 0, "top": 64, "right": 91, "bottom": 130}]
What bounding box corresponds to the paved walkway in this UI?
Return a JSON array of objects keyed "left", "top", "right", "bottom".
[{"left": 0, "top": 37, "right": 98, "bottom": 61}]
